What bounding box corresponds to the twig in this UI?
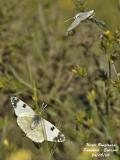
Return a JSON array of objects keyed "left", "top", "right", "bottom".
[
  {"left": 111, "top": 61, "right": 119, "bottom": 80},
  {"left": 8, "top": 65, "right": 32, "bottom": 89}
]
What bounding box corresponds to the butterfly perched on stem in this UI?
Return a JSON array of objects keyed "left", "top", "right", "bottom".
[{"left": 11, "top": 96, "right": 65, "bottom": 143}]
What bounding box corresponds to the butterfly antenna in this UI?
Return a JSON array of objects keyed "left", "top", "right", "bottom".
[
  {"left": 64, "top": 17, "right": 74, "bottom": 23},
  {"left": 41, "top": 102, "right": 47, "bottom": 113}
]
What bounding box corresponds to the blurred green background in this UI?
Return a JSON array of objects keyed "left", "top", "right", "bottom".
[{"left": 0, "top": 0, "right": 120, "bottom": 160}]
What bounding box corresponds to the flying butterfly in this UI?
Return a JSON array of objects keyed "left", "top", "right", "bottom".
[
  {"left": 66, "top": 10, "right": 94, "bottom": 34},
  {"left": 66, "top": 10, "right": 106, "bottom": 34},
  {"left": 11, "top": 96, "right": 65, "bottom": 143}
]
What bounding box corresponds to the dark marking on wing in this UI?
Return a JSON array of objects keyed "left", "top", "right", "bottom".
[
  {"left": 53, "top": 132, "right": 65, "bottom": 142},
  {"left": 51, "top": 126, "right": 55, "bottom": 131},
  {"left": 11, "top": 96, "right": 19, "bottom": 108},
  {"left": 23, "top": 103, "right": 26, "bottom": 108}
]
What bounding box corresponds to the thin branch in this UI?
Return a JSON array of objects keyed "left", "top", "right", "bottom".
[{"left": 9, "top": 65, "right": 32, "bottom": 89}]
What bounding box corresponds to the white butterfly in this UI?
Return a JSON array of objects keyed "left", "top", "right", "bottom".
[
  {"left": 66, "top": 10, "right": 94, "bottom": 33},
  {"left": 11, "top": 96, "right": 65, "bottom": 143}
]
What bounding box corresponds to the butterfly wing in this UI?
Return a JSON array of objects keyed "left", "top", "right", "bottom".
[
  {"left": 11, "top": 96, "right": 35, "bottom": 117},
  {"left": 67, "top": 10, "right": 94, "bottom": 32},
  {"left": 43, "top": 119, "right": 65, "bottom": 142},
  {"left": 17, "top": 114, "right": 65, "bottom": 143},
  {"left": 77, "top": 10, "right": 94, "bottom": 21},
  {"left": 67, "top": 17, "right": 82, "bottom": 32},
  {"left": 17, "top": 114, "right": 45, "bottom": 143}
]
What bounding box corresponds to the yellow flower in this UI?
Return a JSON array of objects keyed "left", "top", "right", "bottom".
[
  {"left": 6, "top": 149, "right": 32, "bottom": 160},
  {"left": 87, "top": 90, "right": 96, "bottom": 102},
  {"left": 72, "top": 66, "right": 87, "bottom": 77},
  {"left": 103, "top": 30, "right": 112, "bottom": 37},
  {"left": 3, "top": 139, "right": 9, "bottom": 147},
  {"left": 76, "top": 111, "right": 85, "bottom": 123},
  {"left": 71, "top": 68, "right": 77, "bottom": 74},
  {"left": 32, "top": 95, "right": 37, "bottom": 101},
  {"left": 87, "top": 118, "right": 93, "bottom": 127}
]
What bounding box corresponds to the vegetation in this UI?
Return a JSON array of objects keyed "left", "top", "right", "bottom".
[{"left": 0, "top": 0, "right": 120, "bottom": 160}]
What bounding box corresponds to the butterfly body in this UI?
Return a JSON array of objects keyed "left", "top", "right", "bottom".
[
  {"left": 11, "top": 96, "right": 65, "bottom": 143},
  {"left": 30, "top": 115, "right": 41, "bottom": 130}
]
